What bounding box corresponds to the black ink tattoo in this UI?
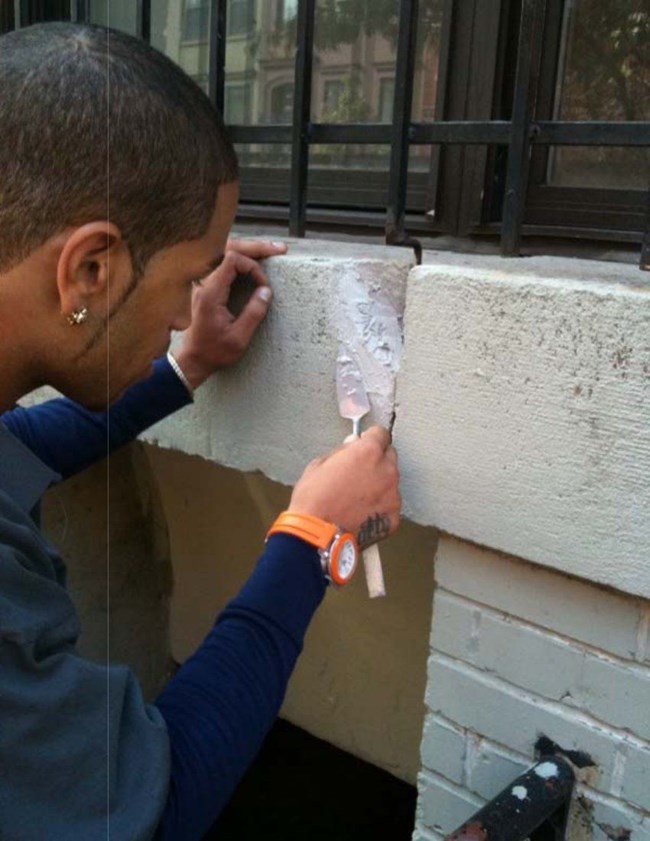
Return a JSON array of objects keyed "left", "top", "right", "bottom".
[{"left": 357, "top": 513, "right": 390, "bottom": 549}]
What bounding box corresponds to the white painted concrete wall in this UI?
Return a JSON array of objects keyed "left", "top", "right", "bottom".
[
  {"left": 394, "top": 254, "right": 650, "bottom": 599},
  {"left": 143, "top": 245, "right": 650, "bottom": 599}
]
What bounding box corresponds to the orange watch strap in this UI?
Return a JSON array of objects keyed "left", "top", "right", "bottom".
[{"left": 267, "top": 511, "right": 338, "bottom": 550}]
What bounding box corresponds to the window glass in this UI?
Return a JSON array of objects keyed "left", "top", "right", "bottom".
[
  {"left": 378, "top": 78, "right": 394, "bottom": 123},
  {"left": 88, "top": 0, "right": 137, "bottom": 33},
  {"left": 307, "top": 144, "right": 391, "bottom": 208},
  {"left": 150, "top": 1, "right": 211, "bottom": 94},
  {"left": 225, "top": 83, "right": 251, "bottom": 124},
  {"left": 182, "top": 0, "right": 209, "bottom": 41},
  {"left": 549, "top": 0, "right": 649, "bottom": 189},
  {"left": 228, "top": 0, "right": 254, "bottom": 37}
]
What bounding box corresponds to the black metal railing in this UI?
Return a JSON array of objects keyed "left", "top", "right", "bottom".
[
  {"left": 444, "top": 756, "right": 575, "bottom": 841},
  {"left": 5, "top": 0, "right": 649, "bottom": 268}
]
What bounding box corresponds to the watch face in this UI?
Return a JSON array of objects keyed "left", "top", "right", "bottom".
[{"left": 332, "top": 536, "right": 358, "bottom": 585}]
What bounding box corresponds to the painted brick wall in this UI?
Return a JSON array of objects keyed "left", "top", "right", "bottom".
[{"left": 414, "top": 536, "right": 650, "bottom": 841}]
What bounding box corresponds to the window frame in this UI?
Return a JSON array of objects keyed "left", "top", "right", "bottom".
[{"left": 5, "top": 0, "right": 649, "bottom": 267}]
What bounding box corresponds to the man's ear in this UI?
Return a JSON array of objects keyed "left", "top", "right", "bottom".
[{"left": 56, "top": 222, "right": 132, "bottom": 317}]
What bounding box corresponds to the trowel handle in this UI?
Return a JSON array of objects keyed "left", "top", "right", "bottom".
[
  {"left": 342, "top": 431, "right": 387, "bottom": 599},
  {"left": 362, "top": 542, "right": 386, "bottom": 599}
]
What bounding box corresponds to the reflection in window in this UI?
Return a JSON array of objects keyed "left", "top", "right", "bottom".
[
  {"left": 277, "top": 0, "right": 298, "bottom": 27},
  {"left": 549, "top": 0, "right": 649, "bottom": 189},
  {"left": 182, "top": 0, "right": 209, "bottom": 42},
  {"left": 229, "top": 0, "right": 255, "bottom": 37},
  {"left": 323, "top": 80, "right": 345, "bottom": 118},
  {"left": 378, "top": 78, "right": 395, "bottom": 123},
  {"left": 270, "top": 83, "right": 294, "bottom": 124},
  {"left": 225, "top": 84, "right": 251, "bottom": 124}
]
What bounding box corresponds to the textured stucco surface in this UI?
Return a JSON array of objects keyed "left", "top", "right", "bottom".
[
  {"left": 142, "top": 240, "right": 412, "bottom": 486},
  {"left": 142, "top": 246, "right": 650, "bottom": 597},
  {"left": 394, "top": 254, "right": 650, "bottom": 598}
]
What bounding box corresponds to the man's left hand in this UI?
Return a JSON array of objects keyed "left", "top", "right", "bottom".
[{"left": 173, "top": 239, "right": 286, "bottom": 391}]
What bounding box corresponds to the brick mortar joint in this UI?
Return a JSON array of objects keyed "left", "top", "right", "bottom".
[
  {"left": 434, "top": 587, "right": 650, "bottom": 670},
  {"left": 428, "top": 651, "right": 650, "bottom": 751}
]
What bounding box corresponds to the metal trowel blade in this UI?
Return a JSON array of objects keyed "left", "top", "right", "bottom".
[{"left": 336, "top": 345, "right": 370, "bottom": 425}]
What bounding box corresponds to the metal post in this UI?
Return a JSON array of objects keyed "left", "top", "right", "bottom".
[
  {"left": 445, "top": 757, "right": 575, "bottom": 841},
  {"left": 386, "top": 0, "right": 422, "bottom": 262},
  {"left": 209, "top": 0, "right": 227, "bottom": 115},
  {"left": 136, "top": 0, "right": 151, "bottom": 43},
  {"left": 640, "top": 189, "right": 650, "bottom": 271},
  {"left": 501, "top": 0, "right": 546, "bottom": 256},
  {"left": 289, "top": 0, "right": 316, "bottom": 238},
  {"left": 15, "top": 0, "right": 27, "bottom": 28},
  {"left": 72, "top": 0, "right": 90, "bottom": 23}
]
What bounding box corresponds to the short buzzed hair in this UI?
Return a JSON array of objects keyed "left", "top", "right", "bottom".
[{"left": 0, "top": 22, "right": 238, "bottom": 273}]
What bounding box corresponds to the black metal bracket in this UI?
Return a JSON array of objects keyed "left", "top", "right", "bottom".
[{"left": 444, "top": 756, "right": 575, "bottom": 841}]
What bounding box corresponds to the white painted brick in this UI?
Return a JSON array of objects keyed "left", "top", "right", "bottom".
[
  {"left": 582, "top": 657, "right": 650, "bottom": 742},
  {"left": 434, "top": 537, "right": 641, "bottom": 659},
  {"left": 417, "top": 770, "right": 484, "bottom": 835},
  {"left": 621, "top": 744, "right": 650, "bottom": 812},
  {"left": 425, "top": 654, "right": 649, "bottom": 807},
  {"left": 571, "top": 786, "right": 650, "bottom": 841},
  {"left": 432, "top": 590, "right": 650, "bottom": 740},
  {"left": 412, "top": 823, "right": 445, "bottom": 841},
  {"left": 431, "top": 590, "right": 583, "bottom": 697},
  {"left": 466, "top": 738, "right": 530, "bottom": 801},
  {"left": 420, "top": 714, "right": 466, "bottom": 785}
]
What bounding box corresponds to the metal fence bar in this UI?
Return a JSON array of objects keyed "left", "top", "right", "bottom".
[
  {"left": 230, "top": 120, "right": 649, "bottom": 148},
  {"left": 386, "top": 0, "right": 420, "bottom": 255},
  {"left": 501, "top": 0, "right": 546, "bottom": 256},
  {"left": 641, "top": 190, "right": 650, "bottom": 271},
  {"left": 534, "top": 121, "right": 650, "bottom": 147},
  {"left": 445, "top": 757, "right": 575, "bottom": 841},
  {"left": 136, "top": 0, "right": 151, "bottom": 43},
  {"left": 208, "top": 0, "right": 227, "bottom": 116},
  {"left": 289, "top": 0, "right": 316, "bottom": 237},
  {"left": 15, "top": 0, "right": 27, "bottom": 27},
  {"left": 72, "top": 0, "right": 90, "bottom": 23}
]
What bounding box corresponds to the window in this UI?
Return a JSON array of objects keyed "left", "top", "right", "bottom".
[
  {"left": 277, "top": 0, "right": 298, "bottom": 27},
  {"left": 322, "top": 80, "right": 344, "bottom": 119},
  {"left": 269, "top": 83, "right": 294, "bottom": 124},
  {"left": 8, "top": 0, "right": 649, "bottom": 265},
  {"left": 182, "top": 0, "right": 210, "bottom": 42},
  {"left": 225, "top": 84, "right": 251, "bottom": 124},
  {"left": 378, "top": 78, "right": 395, "bottom": 123},
  {"left": 228, "top": 0, "right": 255, "bottom": 37}
]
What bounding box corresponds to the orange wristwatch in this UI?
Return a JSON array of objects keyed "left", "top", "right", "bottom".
[{"left": 266, "top": 511, "right": 359, "bottom": 587}]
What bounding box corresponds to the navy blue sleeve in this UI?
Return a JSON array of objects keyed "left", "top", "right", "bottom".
[
  {"left": 1, "top": 356, "right": 192, "bottom": 480},
  {"left": 154, "top": 533, "right": 327, "bottom": 841}
]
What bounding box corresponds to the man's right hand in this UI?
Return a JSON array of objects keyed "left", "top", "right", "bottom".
[{"left": 288, "top": 426, "right": 401, "bottom": 549}]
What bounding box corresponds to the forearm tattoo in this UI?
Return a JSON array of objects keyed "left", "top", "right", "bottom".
[{"left": 357, "top": 513, "right": 390, "bottom": 549}]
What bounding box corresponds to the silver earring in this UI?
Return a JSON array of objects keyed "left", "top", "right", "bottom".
[{"left": 66, "top": 307, "right": 88, "bottom": 326}]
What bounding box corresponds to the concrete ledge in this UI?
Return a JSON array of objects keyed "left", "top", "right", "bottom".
[
  {"left": 142, "top": 239, "right": 412, "bottom": 487},
  {"left": 393, "top": 254, "right": 650, "bottom": 597}
]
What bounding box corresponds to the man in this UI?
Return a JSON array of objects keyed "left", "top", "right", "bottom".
[{"left": 0, "top": 21, "right": 401, "bottom": 841}]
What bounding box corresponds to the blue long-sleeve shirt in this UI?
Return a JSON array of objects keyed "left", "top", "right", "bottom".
[{"left": 0, "top": 358, "right": 326, "bottom": 840}]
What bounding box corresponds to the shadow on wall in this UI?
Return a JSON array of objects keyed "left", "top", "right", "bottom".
[
  {"left": 42, "top": 444, "right": 175, "bottom": 701},
  {"left": 143, "top": 443, "right": 438, "bottom": 785},
  {"left": 42, "top": 440, "right": 437, "bottom": 785}
]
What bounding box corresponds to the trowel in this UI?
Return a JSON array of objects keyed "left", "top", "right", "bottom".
[{"left": 336, "top": 346, "right": 387, "bottom": 599}]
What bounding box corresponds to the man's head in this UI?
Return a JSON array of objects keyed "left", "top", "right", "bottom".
[{"left": 0, "top": 22, "right": 239, "bottom": 408}]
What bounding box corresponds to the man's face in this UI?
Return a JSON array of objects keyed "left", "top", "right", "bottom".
[{"left": 71, "top": 180, "right": 239, "bottom": 408}]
